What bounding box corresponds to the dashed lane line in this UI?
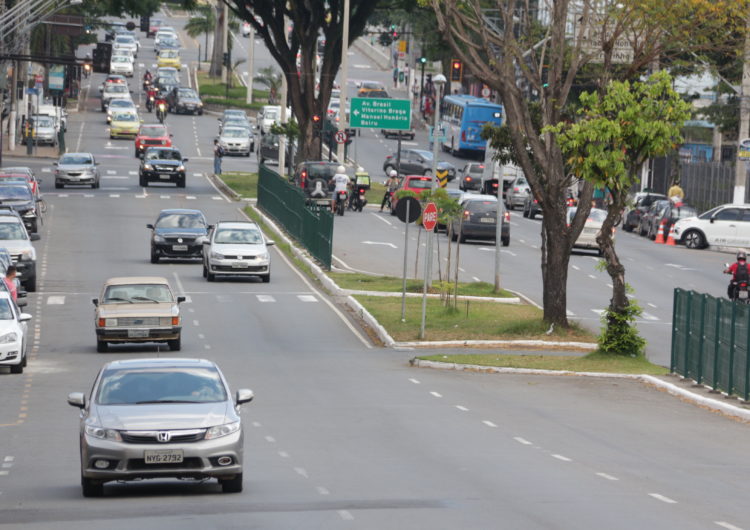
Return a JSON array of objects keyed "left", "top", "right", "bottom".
[
  {"left": 551, "top": 454, "right": 572, "bottom": 462},
  {"left": 596, "top": 472, "right": 619, "bottom": 481},
  {"left": 649, "top": 493, "right": 677, "bottom": 504}
]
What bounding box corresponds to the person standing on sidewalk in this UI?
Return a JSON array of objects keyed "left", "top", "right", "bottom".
[{"left": 213, "top": 139, "right": 225, "bottom": 175}]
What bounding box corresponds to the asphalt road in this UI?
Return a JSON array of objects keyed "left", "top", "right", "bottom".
[{"left": 0, "top": 10, "right": 748, "bottom": 530}]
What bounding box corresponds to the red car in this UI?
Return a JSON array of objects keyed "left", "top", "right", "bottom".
[
  {"left": 134, "top": 124, "right": 172, "bottom": 157},
  {"left": 390, "top": 175, "right": 437, "bottom": 215},
  {"left": 147, "top": 19, "right": 163, "bottom": 38}
]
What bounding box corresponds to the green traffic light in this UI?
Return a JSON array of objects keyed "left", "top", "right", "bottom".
[{"left": 419, "top": 57, "right": 427, "bottom": 64}]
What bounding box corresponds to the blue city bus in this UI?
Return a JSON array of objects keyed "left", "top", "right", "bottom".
[{"left": 439, "top": 95, "right": 503, "bottom": 156}]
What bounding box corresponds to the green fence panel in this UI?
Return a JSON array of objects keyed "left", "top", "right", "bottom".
[
  {"left": 257, "top": 164, "right": 333, "bottom": 270},
  {"left": 715, "top": 298, "right": 735, "bottom": 395},
  {"left": 671, "top": 289, "right": 688, "bottom": 374},
  {"left": 702, "top": 295, "right": 719, "bottom": 387},
  {"left": 733, "top": 303, "right": 750, "bottom": 400},
  {"left": 686, "top": 291, "right": 705, "bottom": 381}
]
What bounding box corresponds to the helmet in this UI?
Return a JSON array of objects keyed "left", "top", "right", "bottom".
[
  {"left": 389, "top": 169, "right": 397, "bottom": 177},
  {"left": 337, "top": 165, "right": 346, "bottom": 174},
  {"left": 739, "top": 251, "right": 747, "bottom": 261}
]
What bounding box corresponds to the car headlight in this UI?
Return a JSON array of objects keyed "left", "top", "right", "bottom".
[
  {"left": 84, "top": 424, "right": 122, "bottom": 441},
  {"left": 177, "top": 165, "right": 185, "bottom": 171},
  {"left": 19, "top": 249, "right": 35, "bottom": 260},
  {"left": 210, "top": 251, "right": 225, "bottom": 260},
  {"left": 205, "top": 421, "right": 240, "bottom": 440},
  {"left": 144, "top": 163, "right": 153, "bottom": 170},
  {"left": 153, "top": 234, "right": 165, "bottom": 243},
  {"left": 258, "top": 252, "right": 270, "bottom": 260},
  {"left": 0, "top": 331, "right": 18, "bottom": 344},
  {"left": 22, "top": 210, "right": 36, "bottom": 218},
  {"left": 197, "top": 102, "right": 203, "bottom": 107}
]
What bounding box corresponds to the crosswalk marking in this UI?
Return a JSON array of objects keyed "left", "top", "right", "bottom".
[
  {"left": 41, "top": 168, "right": 51, "bottom": 173},
  {"left": 129, "top": 171, "right": 137, "bottom": 175},
  {"left": 192, "top": 172, "right": 202, "bottom": 177},
  {"left": 212, "top": 196, "right": 223, "bottom": 200},
  {"left": 298, "top": 295, "right": 317, "bottom": 302},
  {"left": 256, "top": 295, "right": 275, "bottom": 303},
  {"left": 106, "top": 170, "right": 116, "bottom": 175},
  {"left": 47, "top": 296, "right": 65, "bottom": 305},
  {"left": 641, "top": 312, "right": 660, "bottom": 321}
]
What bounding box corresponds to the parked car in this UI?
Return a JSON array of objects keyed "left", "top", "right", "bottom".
[
  {"left": 218, "top": 127, "right": 253, "bottom": 156},
  {"left": 637, "top": 199, "right": 670, "bottom": 238},
  {"left": 67, "top": 358, "right": 254, "bottom": 496},
  {"left": 109, "top": 111, "right": 140, "bottom": 139},
  {"left": 92, "top": 276, "right": 185, "bottom": 352},
  {"left": 390, "top": 175, "right": 438, "bottom": 215},
  {"left": 106, "top": 98, "right": 137, "bottom": 124},
  {"left": 139, "top": 147, "right": 187, "bottom": 188},
  {"left": 382, "top": 149, "right": 456, "bottom": 179},
  {"left": 0, "top": 184, "right": 40, "bottom": 233},
  {"left": 450, "top": 195, "right": 510, "bottom": 245},
  {"left": 203, "top": 221, "right": 274, "bottom": 282},
  {"left": 622, "top": 192, "right": 669, "bottom": 232},
  {"left": 147, "top": 209, "right": 208, "bottom": 263},
  {"left": 134, "top": 123, "right": 172, "bottom": 157},
  {"left": 567, "top": 207, "right": 612, "bottom": 255},
  {"left": 0, "top": 247, "right": 27, "bottom": 308},
  {"left": 0, "top": 292, "right": 30, "bottom": 374},
  {"left": 505, "top": 175, "right": 530, "bottom": 210},
  {"left": 53, "top": 152, "right": 100, "bottom": 189},
  {"left": 0, "top": 210, "right": 38, "bottom": 291},
  {"left": 167, "top": 87, "right": 203, "bottom": 115},
  {"left": 458, "top": 163, "right": 485, "bottom": 191},
  {"left": 672, "top": 203, "right": 750, "bottom": 250},
  {"left": 23, "top": 115, "right": 56, "bottom": 146},
  {"left": 648, "top": 201, "right": 698, "bottom": 240},
  {"left": 291, "top": 161, "right": 339, "bottom": 207},
  {"left": 258, "top": 105, "right": 281, "bottom": 134},
  {"left": 0, "top": 167, "right": 40, "bottom": 199},
  {"left": 522, "top": 196, "right": 542, "bottom": 219}
]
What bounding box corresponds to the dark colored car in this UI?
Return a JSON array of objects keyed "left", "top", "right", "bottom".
[
  {"left": 638, "top": 199, "right": 671, "bottom": 238},
  {"left": 382, "top": 149, "right": 456, "bottom": 180},
  {"left": 147, "top": 209, "right": 208, "bottom": 263},
  {"left": 154, "top": 76, "right": 179, "bottom": 94},
  {"left": 0, "top": 184, "right": 40, "bottom": 233},
  {"left": 458, "top": 163, "right": 485, "bottom": 191},
  {"left": 139, "top": 147, "right": 187, "bottom": 188},
  {"left": 622, "top": 192, "right": 669, "bottom": 232},
  {"left": 258, "top": 133, "right": 295, "bottom": 166},
  {"left": 451, "top": 197, "right": 510, "bottom": 246},
  {"left": 291, "top": 161, "right": 339, "bottom": 206},
  {"left": 522, "top": 196, "right": 542, "bottom": 219},
  {"left": 645, "top": 201, "right": 697, "bottom": 240},
  {"left": 167, "top": 87, "right": 204, "bottom": 115}
]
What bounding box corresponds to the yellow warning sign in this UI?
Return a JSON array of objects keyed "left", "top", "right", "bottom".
[
  {"left": 398, "top": 40, "right": 407, "bottom": 53},
  {"left": 437, "top": 170, "right": 449, "bottom": 188}
]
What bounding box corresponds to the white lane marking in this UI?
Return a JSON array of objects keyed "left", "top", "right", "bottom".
[
  {"left": 294, "top": 467, "right": 308, "bottom": 478},
  {"left": 256, "top": 295, "right": 275, "bottom": 302},
  {"left": 455, "top": 405, "right": 469, "bottom": 411},
  {"left": 596, "top": 472, "right": 619, "bottom": 481},
  {"left": 338, "top": 510, "right": 354, "bottom": 521},
  {"left": 641, "top": 312, "right": 659, "bottom": 321},
  {"left": 514, "top": 437, "right": 532, "bottom": 445},
  {"left": 159, "top": 195, "right": 171, "bottom": 199},
  {"left": 588, "top": 274, "right": 596, "bottom": 279},
  {"left": 458, "top": 267, "right": 465, "bottom": 272},
  {"left": 372, "top": 213, "right": 393, "bottom": 226},
  {"left": 566, "top": 310, "right": 575, "bottom": 316},
  {"left": 46, "top": 296, "right": 65, "bottom": 305},
  {"left": 278, "top": 451, "right": 289, "bottom": 458},
  {"left": 298, "top": 295, "right": 317, "bottom": 302},
  {"left": 109, "top": 194, "right": 120, "bottom": 198},
  {"left": 316, "top": 486, "right": 330, "bottom": 495},
  {"left": 362, "top": 240, "right": 397, "bottom": 248},
  {"left": 551, "top": 454, "right": 572, "bottom": 462},
  {"left": 409, "top": 378, "right": 420, "bottom": 384},
  {"left": 264, "top": 436, "right": 275, "bottom": 443},
  {"left": 1, "top": 463, "right": 11, "bottom": 469},
  {"left": 3, "top": 457, "right": 14, "bottom": 462},
  {"left": 129, "top": 171, "right": 137, "bottom": 175},
  {"left": 472, "top": 276, "right": 481, "bottom": 282},
  {"left": 106, "top": 170, "right": 116, "bottom": 175},
  {"left": 212, "top": 195, "right": 224, "bottom": 201},
  {"left": 649, "top": 493, "right": 677, "bottom": 504},
  {"left": 482, "top": 420, "right": 497, "bottom": 428},
  {"left": 251, "top": 421, "right": 261, "bottom": 427},
  {"left": 648, "top": 302, "right": 657, "bottom": 308},
  {"left": 353, "top": 64, "right": 371, "bottom": 69},
  {"left": 171, "top": 272, "right": 191, "bottom": 303},
  {"left": 429, "top": 391, "right": 442, "bottom": 398},
  {"left": 186, "top": 195, "right": 197, "bottom": 200},
  {"left": 0, "top": 471, "right": 8, "bottom": 476},
  {"left": 58, "top": 194, "right": 68, "bottom": 197},
  {"left": 41, "top": 168, "right": 51, "bottom": 173},
  {"left": 198, "top": 333, "right": 205, "bottom": 339},
  {"left": 607, "top": 283, "right": 613, "bottom": 288},
  {"left": 591, "top": 309, "right": 605, "bottom": 315},
  {"left": 83, "top": 194, "right": 94, "bottom": 198},
  {"left": 204, "top": 344, "right": 211, "bottom": 349},
  {"left": 192, "top": 320, "right": 199, "bottom": 326},
  {"left": 715, "top": 522, "right": 744, "bottom": 530},
  {"left": 192, "top": 173, "right": 202, "bottom": 177},
  {"left": 572, "top": 265, "right": 580, "bottom": 270}
]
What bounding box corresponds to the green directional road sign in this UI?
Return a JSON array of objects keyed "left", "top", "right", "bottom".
[{"left": 350, "top": 97, "right": 411, "bottom": 130}]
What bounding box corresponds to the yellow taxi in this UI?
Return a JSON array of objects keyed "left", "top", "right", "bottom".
[
  {"left": 157, "top": 49, "right": 181, "bottom": 70},
  {"left": 110, "top": 111, "right": 141, "bottom": 139}
]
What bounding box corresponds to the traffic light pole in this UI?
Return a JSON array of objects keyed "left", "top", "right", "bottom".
[{"left": 336, "top": 0, "right": 351, "bottom": 164}]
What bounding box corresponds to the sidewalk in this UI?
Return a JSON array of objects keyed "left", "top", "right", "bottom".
[{"left": 0, "top": 133, "right": 59, "bottom": 162}]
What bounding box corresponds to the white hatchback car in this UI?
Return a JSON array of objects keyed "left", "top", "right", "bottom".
[
  {"left": 109, "top": 55, "right": 133, "bottom": 77},
  {"left": 112, "top": 35, "right": 138, "bottom": 58},
  {"left": 0, "top": 292, "right": 31, "bottom": 374},
  {"left": 203, "top": 221, "right": 274, "bottom": 282},
  {"left": 673, "top": 203, "right": 750, "bottom": 250}
]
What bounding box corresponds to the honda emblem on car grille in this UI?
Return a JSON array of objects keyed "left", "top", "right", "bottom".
[
  {"left": 157, "top": 431, "right": 171, "bottom": 442},
  {"left": 177, "top": 238, "right": 183, "bottom": 243}
]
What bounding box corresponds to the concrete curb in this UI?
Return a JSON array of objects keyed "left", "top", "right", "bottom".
[
  {"left": 399, "top": 340, "right": 598, "bottom": 350},
  {"left": 410, "top": 359, "right": 750, "bottom": 422},
  {"left": 207, "top": 172, "right": 241, "bottom": 201},
  {"left": 352, "top": 38, "right": 391, "bottom": 70},
  {"left": 344, "top": 289, "right": 521, "bottom": 304}
]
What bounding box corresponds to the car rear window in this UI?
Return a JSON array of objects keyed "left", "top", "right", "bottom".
[
  {"left": 304, "top": 165, "right": 337, "bottom": 179},
  {"left": 469, "top": 166, "right": 484, "bottom": 174},
  {"left": 97, "top": 367, "right": 227, "bottom": 405},
  {"left": 103, "top": 283, "right": 173, "bottom": 303},
  {"left": 408, "top": 178, "right": 432, "bottom": 189},
  {"left": 467, "top": 201, "right": 497, "bottom": 214},
  {"left": 671, "top": 206, "right": 697, "bottom": 219}
]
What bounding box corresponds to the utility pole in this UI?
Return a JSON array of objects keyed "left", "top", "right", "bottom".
[
  {"left": 336, "top": 0, "right": 351, "bottom": 163},
  {"left": 734, "top": 16, "right": 750, "bottom": 204},
  {"left": 221, "top": 1, "right": 228, "bottom": 84},
  {"left": 278, "top": 16, "right": 288, "bottom": 177},
  {"left": 245, "top": 23, "right": 254, "bottom": 104}
]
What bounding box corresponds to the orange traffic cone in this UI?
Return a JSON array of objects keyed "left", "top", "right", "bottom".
[
  {"left": 654, "top": 220, "right": 666, "bottom": 244},
  {"left": 665, "top": 224, "right": 676, "bottom": 246}
]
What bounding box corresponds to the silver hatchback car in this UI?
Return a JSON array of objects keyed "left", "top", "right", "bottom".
[{"left": 68, "top": 358, "right": 254, "bottom": 497}]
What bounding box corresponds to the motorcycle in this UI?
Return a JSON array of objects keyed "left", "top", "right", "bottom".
[
  {"left": 725, "top": 263, "right": 750, "bottom": 303},
  {"left": 143, "top": 78, "right": 152, "bottom": 91},
  {"left": 348, "top": 185, "right": 368, "bottom": 212},
  {"left": 146, "top": 95, "right": 155, "bottom": 113},
  {"left": 335, "top": 190, "right": 347, "bottom": 216},
  {"left": 156, "top": 103, "right": 167, "bottom": 124},
  {"left": 83, "top": 63, "right": 91, "bottom": 79}
]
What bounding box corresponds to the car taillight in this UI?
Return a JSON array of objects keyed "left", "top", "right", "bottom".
[
  {"left": 172, "top": 316, "right": 180, "bottom": 326},
  {"left": 464, "top": 177, "right": 471, "bottom": 181},
  {"left": 514, "top": 187, "right": 519, "bottom": 192},
  {"left": 98, "top": 318, "right": 105, "bottom": 327},
  {"left": 504, "top": 211, "right": 510, "bottom": 222},
  {"left": 461, "top": 130, "right": 466, "bottom": 142}
]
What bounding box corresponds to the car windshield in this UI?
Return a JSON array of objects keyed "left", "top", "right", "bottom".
[
  {"left": 0, "top": 176, "right": 26, "bottom": 184},
  {"left": 161, "top": 50, "right": 178, "bottom": 58},
  {"left": 0, "top": 222, "right": 26, "bottom": 240},
  {"left": 214, "top": 228, "right": 263, "bottom": 244},
  {"left": 568, "top": 208, "right": 607, "bottom": 224},
  {"left": 469, "top": 166, "right": 484, "bottom": 174},
  {"left": 303, "top": 164, "right": 337, "bottom": 178},
  {"left": 96, "top": 366, "right": 227, "bottom": 405},
  {"left": 413, "top": 150, "right": 433, "bottom": 160},
  {"left": 0, "top": 186, "right": 31, "bottom": 200},
  {"left": 467, "top": 201, "right": 498, "bottom": 214},
  {"left": 107, "top": 85, "right": 128, "bottom": 93},
  {"left": 112, "top": 112, "right": 137, "bottom": 122},
  {"left": 264, "top": 110, "right": 278, "bottom": 120},
  {"left": 112, "top": 56, "right": 129, "bottom": 63},
  {"left": 223, "top": 128, "right": 248, "bottom": 138},
  {"left": 156, "top": 213, "right": 206, "bottom": 229},
  {"left": 33, "top": 116, "right": 53, "bottom": 127},
  {"left": 179, "top": 89, "right": 196, "bottom": 97},
  {"left": 224, "top": 111, "right": 245, "bottom": 119},
  {"left": 146, "top": 149, "right": 181, "bottom": 161},
  {"left": 0, "top": 298, "right": 12, "bottom": 320},
  {"left": 115, "top": 36, "right": 134, "bottom": 44},
  {"left": 140, "top": 126, "right": 166, "bottom": 137},
  {"left": 699, "top": 206, "right": 722, "bottom": 220},
  {"left": 672, "top": 205, "right": 697, "bottom": 219},
  {"left": 103, "top": 283, "right": 173, "bottom": 303},
  {"left": 408, "top": 178, "right": 433, "bottom": 190},
  {"left": 59, "top": 154, "right": 92, "bottom": 165},
  {"left": 110, "top": 100, "right": 133, "bottom": 108}
]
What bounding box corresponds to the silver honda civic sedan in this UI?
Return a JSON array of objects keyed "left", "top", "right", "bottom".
[{"left": 67, "top": 358, "right": 254, "bottom": 497}]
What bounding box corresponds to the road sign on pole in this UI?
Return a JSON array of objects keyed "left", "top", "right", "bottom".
[
  {"left": 350, "top": 97, "right": 411, "bottom": 130},
  {"left": 334, "top": 130, "right": 347, "bottom": 144},
  {"left": 422, "top": 202, "right": 438, "bottom": 231}
]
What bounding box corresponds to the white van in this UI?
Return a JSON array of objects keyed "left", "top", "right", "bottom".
[{"left": 258, "top": 105, "right": 292, "bottom": 134}]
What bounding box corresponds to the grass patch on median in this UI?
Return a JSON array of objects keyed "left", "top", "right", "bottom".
[
  {"left": 356, "top": 295, "right": 596, "bottom": 343},
  {"left": 330, "top": 272, "right": 515, "bottom": 298},
  {"left": 417, "top": 352, "right": 668, "bottom": 375},
  {"left": 197, "top": 72, "right": 268, "bottom": 111},
  {"left": 219, "top": 172, "right": 258, "bottom": 199}
]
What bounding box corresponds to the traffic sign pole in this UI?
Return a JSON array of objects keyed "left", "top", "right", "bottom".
[
  {"left": 401, "top": 200, "right": 410, "bottom": 321},
  {"left": 419, "top": 202, "right": 438, "bottom": 339}
]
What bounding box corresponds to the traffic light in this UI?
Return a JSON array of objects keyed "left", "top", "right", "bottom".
[
  {"left": 390, "top": 24, "right": 398, "bottom": 39},
  {"left": 125, "top": 21, "right": 136, "bottom": 31},
  {"left": 419, "top": 56, "right": 427, "bottom": 64},
  {"left": 139, "top": 16, "right": 150, "bottom": 32},
  {"left": 312, "top": 114, "right": 322, "bottom": 136},
  {"left": 378, "top": 32, "right": 392, "bottom": 47},
  {"left": 222, "top": 52, "right": 230, "bottom": 67},
  {"left": 450, "top": 59, "right": 463, "bottom": 82},
  {"left": 92, "top": 42, "right": 112, "bottom": 74}
]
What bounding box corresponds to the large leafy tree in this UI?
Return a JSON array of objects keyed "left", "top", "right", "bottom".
[
  {"left": 548, "top": 72, "right": 691, "bottom": 353},
  {"left": 431, "top": 0, "right": 750, "bottom": 327},
  {"left": 225, "top": 0, "right": 381, "bottom": 162}
]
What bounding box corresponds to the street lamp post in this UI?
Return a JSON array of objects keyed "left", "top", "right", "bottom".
[
  {"left": 245, "top": 23, "right": 254, "bottom": 104},
  {"left": 336, "top": 0, "right": 351, "bottom": 164}
]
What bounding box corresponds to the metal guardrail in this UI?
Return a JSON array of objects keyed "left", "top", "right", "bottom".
[
  {"left": 671, "top": 288, "right": 750, "bottom": 400},
  {"left": 257, "top": 164, "right": 333, "bottom": 270}
]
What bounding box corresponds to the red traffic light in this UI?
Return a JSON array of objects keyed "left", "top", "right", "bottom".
[
  {"left": 450, "top": 59, "right": 463, "bottom": 82},
  {"left": 452, "top": 61, "right": 461, "bottom": 69},
  {"left": 312, "top": 114, "right": 321, "bottom": 123}
]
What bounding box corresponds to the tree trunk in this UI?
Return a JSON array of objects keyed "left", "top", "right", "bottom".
[
  {"left": 209, "top": 2, "right": 224, "bottom": 78},
  {"left": 540, "top": 205, "right": 571, "bottom": 326},
  {"left": 597, "top": 187, "right": 630, "bottom": 315}
]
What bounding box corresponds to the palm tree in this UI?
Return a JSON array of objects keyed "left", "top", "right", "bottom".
[
  {"left": 254, "top": 66, "right": 281, "bottom": 104},
  {"left": 184, "top": 4, "right": 214, "bottom": 62}
]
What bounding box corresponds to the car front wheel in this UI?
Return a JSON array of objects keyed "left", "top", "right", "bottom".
[
  {"left": 81, "top": 476, "right": 104, "bottom": 497},
  {"left": 221, "top": 473, "right": 243, "bottom": 493},
  {"left": 683, "top": 229, "right": 706, "bottom": 249}
]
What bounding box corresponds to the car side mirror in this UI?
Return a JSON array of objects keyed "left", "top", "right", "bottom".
[
  {"left": 265, "top": 239, "right": 275, "bottom": 246},
  {"left": 176, "top": 296, "right": 186, "bottom": 303},
  {"left": 92, "top": 298, "right": 98, "bottom": 306},
  {"left": 182, "top": 158, "right": 188, "bottom": 162},
  {"left": 52, "top": 162, "right": 57, "bottom": 166},
  {"left": 146, "top": 223, "right": 154, "bottom": 229},
  {"left": 19, "top": 313, "right": 31, "bottom": 322},
  {"left": 208, "top": 224, "right": 215, "bottom": 230},
  {"left": 236, "top": 388, "right": 254, "bottom": 405},
  {"left": 67, "top": 392, "right": 85, "bottom": 409},
  {"left": 30, "top": 233, "right": 40, "bottom": 241},
  {"left": 710, "top": 216, "right": 715, "bottom": 224},
  {"left": 169, "top": 134, "right": 173, "bottom": 137}
]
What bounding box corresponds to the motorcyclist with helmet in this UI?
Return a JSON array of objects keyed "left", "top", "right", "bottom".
[
  {"left": 381, "top": 169, "right": 400, "bottom": 212},
  {"left": 143, "top": 70, "right": 153, "bottom": 90},
  {"left": 330, "top": 165, "right": 351, "bottom": 212},
  {"left": 725, "top": 250, "right": 750, "bottom": 300}
]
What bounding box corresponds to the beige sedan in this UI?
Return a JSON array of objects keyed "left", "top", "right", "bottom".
[
  {"left": 92, "top": 276, "right": 185, "bottom": 352},
  {"left": 567, "top": 207, "right": 614, "bottom": 256}
]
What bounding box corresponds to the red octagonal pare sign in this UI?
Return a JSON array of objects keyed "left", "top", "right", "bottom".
[{"left": 422, "top": 202, "right": 438, "bottom": 231}]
